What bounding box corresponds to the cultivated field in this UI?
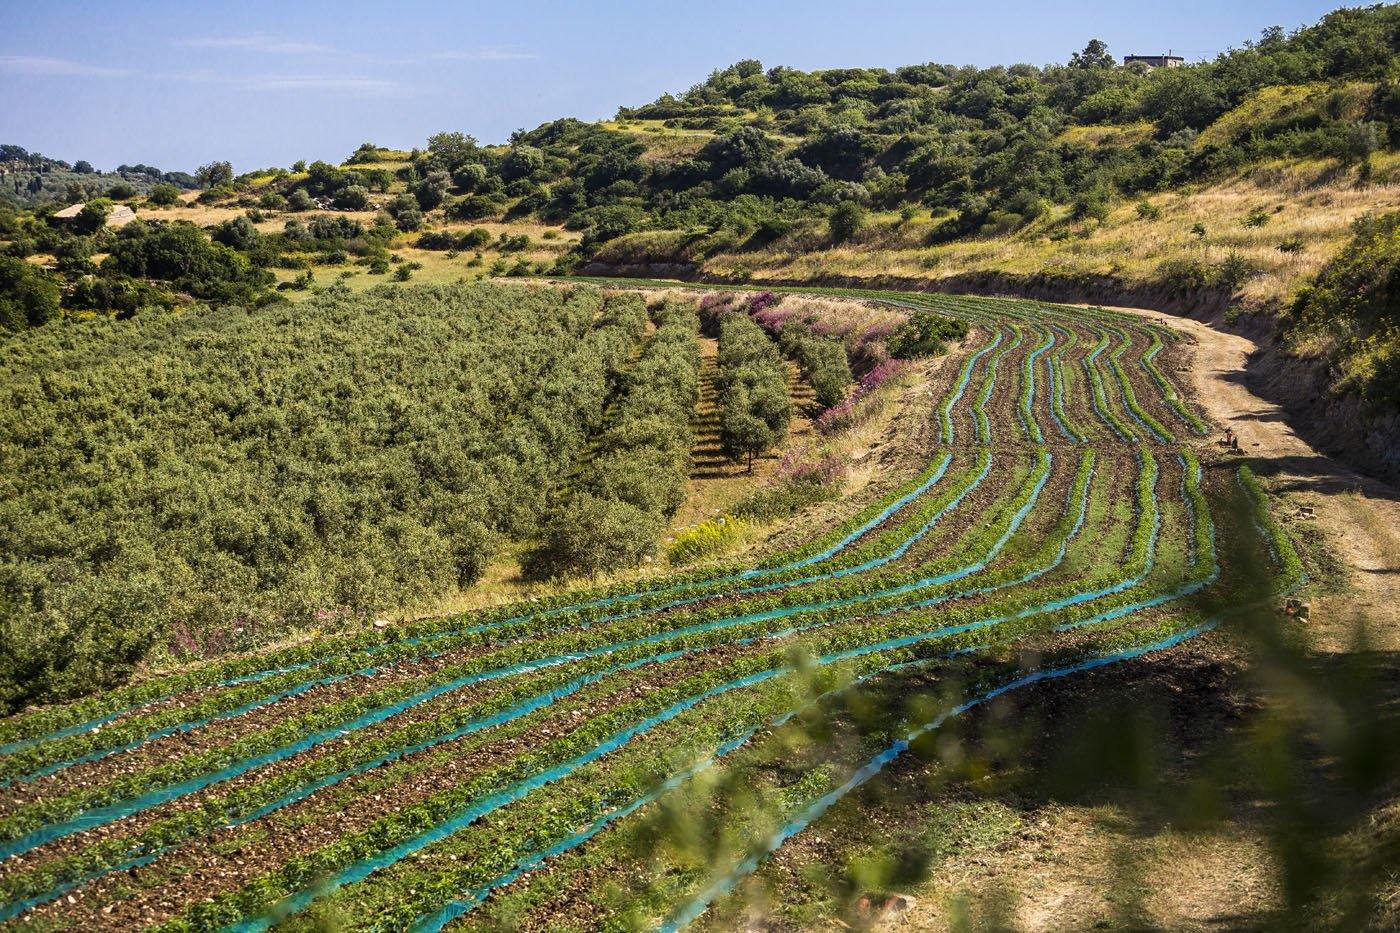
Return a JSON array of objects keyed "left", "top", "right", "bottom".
[{"left": 0, "top": 287, "right": 1305, "bottom": 930}]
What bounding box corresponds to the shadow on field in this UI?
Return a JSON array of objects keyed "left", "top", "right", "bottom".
[
  {"left": 889, "top": 621, "right": 1400, "bottom": 931},
  {"left": 1245, "top": 454, "right": 1400, "bottom": 504},
  {"left": 715, "top": 541, "right": 1400, "bottom": 931},
  {"left": 728, "top": 632, "right": 1400, "bottom": 932}
]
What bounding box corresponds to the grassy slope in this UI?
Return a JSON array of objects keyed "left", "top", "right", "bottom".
[
  {"left": 599, "top": 152, "right": 1400, "bottom": 311},
  {"left": 145, "top": 192, "right": 581, "bottom": 297},
  {"left": 584, "top": 81, "right": 1400, "bottom": 312}
]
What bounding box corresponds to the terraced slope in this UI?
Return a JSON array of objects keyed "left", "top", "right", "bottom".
[{"left": 0, "top": 288, "right": 1303, "bottom": 931}]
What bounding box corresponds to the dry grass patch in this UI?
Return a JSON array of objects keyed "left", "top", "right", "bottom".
[{"left": 698, "top": 160, "right": 1400, "bottom": 306}]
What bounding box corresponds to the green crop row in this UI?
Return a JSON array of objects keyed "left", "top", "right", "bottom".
[{"left": 0, "top": 454, "right": 1048, "bottom": 843}]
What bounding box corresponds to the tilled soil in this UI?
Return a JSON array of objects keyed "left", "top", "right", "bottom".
[{"left": 18, "top": 642, "right": 767, "bottom": 928}]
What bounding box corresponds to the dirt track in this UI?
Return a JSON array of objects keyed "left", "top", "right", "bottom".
[{"left": 1106, "top": 306, "right": 1400, "bottom": 646}]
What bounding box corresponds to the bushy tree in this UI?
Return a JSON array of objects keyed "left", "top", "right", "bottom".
[
  {"left": 526, "top": 494, "right": 660, "bottom": 579},
  {"left": 580, "top": 204, "right": 644, "bottom": 245},
  {"left": 196, "top": 160, "right": 234, "bottom": 188},
  {"left": 717, "top": 314, "right": 791, "bottom": 469},
  {"left": 414, "top": 170, "right": 451, "bottom": 210},
  {"left": 828, "top": 200, "right": 866, "bottom": 242},
  {"left": 346, "top": 142, "right": 381, "bottom": 164},
  {"left": 701, "top": 126, "right": 781, "bottom": 174},
  {"left": 286, "top": 188, "right": 314, "bottom": 211},
  {"left": 750, "top": 158, "right": 828, "bottom": 198},
  {"left": 453, "top": 162, "right": 489, "bottom": 192},
  {"left": 447, "top": 195, "right": 497, "bottom": 221},
  {"left": 147, "top": 183, "right": 182, "bottom": 206},
  {"left": 500, "top": 145, "right": 545, "bottom": 181},
  {"left": 333, "top": 184, "right": 371, "bottom": 210},
  {"left": 888, "top": 310, "right": 970, "bottom": 358},
  {"left": 1070, "top": 38, "right": 1115, "bottom": 69},
  {"left": 425, "top": 131, "right": 480, "bottom": 170},
  {"left": 794, "top": 126, "right": 878, "bottom": 181},
  {"left": 0, "top": 256, "right": 60, "bottom": 331},
  {"left": 302, "top": 160, "right": 345, "bottom": 197},
  {"left": 211, "top": 215, "right": 261, "bottom": 251},
  {"left": 74, "top": 198, "right": 113, "bottom": 235},
  {"left": 1137, "top": 68, "right": 1228, "bottom": 135}
]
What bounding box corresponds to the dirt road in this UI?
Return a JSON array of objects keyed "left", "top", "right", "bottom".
[{"left": 1110, "top": 306, "right": 1400, "bottom": 645}]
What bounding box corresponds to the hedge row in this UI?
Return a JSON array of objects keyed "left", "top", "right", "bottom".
[
  {"left": 526, "top": 297, "right": 702, "bottom": 579},
  {"left": 717, "top": 313, "right": 791, "bottom": 468}
]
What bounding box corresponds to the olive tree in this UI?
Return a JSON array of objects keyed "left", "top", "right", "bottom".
[{"left": 196, "top": 160, "right": 234, "bottom": 188}]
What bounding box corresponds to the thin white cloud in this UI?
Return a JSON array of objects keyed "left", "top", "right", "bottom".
[
  {"left": 428, "top": 48, "right": 538, "bottom": 62},
  {"left": 178, "top": 36, "right": 334, "bottom": 55},
  {"left": 235, "top": 73, "right": 407, "bottom": 95},
  {"left": 0, "top": 55, "right": 132, "bottom": 77},
  {"left": 367, "top": 47, "right": 539, "bottom": 66}
]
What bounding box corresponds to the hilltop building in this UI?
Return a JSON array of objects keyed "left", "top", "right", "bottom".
[{"left": 1124, "top": 53, "right": 1185, "bottom": 68}]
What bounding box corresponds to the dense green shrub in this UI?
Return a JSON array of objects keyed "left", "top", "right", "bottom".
[
  {"left": 286, "top": 188, "right": 314, "bottom": 211},
  {"left": 333, "top": 185, "right": 370, "bottom": 210},
  {"left": 827, "top": 200, "right": 866, "bottom": 242},
  {"left": 211, "top": 215, "right": 261, "bottom": 251},
  {"left": 888, "top": 310, "right": 969, "bottom": 359},
  {"left": 105, "top": 221, "right": 273, "bottom": 304},
  {"left": 717, "top": 314, "right": 791, "bottom": 467},
  {"left": 530, "top": 495, "right": 661, "bottom": 579},
  {"left": 447, "top": 195, "right": 498, "bottom": 221},
  {"left": 0, "top": 256, "right": 61, "bottom": 331},
  {"left": 527, "top": 296, "right": 700, "bottom": 579},
  {"left": 0, "top": 283, "right": 655, "bottom": 709},
  {"left": 414, "top": 171, "right": 451, "bottom": 210},
  {"left": 73, "top": 198, "right": 112, "bottom": 235}
]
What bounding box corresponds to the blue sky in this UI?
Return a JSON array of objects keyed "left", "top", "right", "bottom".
[{"left": 0, "top": 0, "right": 1348, "bottom": 173}]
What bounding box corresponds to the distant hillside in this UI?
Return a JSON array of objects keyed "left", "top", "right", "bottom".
[
  {"left": 109, "top": 4, "right": 1394, "bottom": 275},
  {"left": 0, "top": 144, "right": 196, "bottom": 207},
  {"left": 502, "top": 4, "right": 1398, "bottom": 247}
]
